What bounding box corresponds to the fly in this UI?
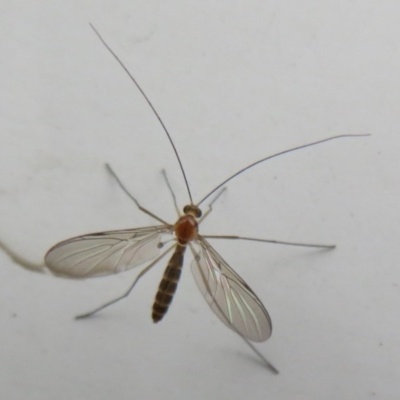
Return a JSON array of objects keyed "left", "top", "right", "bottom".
[{"left": 1, "top": 24, "right": 370, "bottom": 374}]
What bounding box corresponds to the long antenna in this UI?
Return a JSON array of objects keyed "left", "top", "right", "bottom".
[
  {"left": 89, "top": 23, "right": 194, "bottom": 204},
  {"left": 197, "top": 134, "right": 370, "bottom": 206}
]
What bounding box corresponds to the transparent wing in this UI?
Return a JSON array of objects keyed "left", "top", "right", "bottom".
[
  {"left": 191, "top": 237, "right": 272, "bottom": 342},
  {"left": 45, "top": 225, "right": 172, "bottom": 278}
]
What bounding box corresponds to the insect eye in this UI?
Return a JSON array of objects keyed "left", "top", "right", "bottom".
[{"left": 183, "top": 205, "right": 202, "bottom": 218}]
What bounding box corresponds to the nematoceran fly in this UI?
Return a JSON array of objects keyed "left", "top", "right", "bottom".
[{"left": 1, "top": 25, "right": 369, "bottom": 373}]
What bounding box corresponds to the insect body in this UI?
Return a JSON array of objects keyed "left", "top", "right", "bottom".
[
  {"left": 44, "top": 188, "right": 273, "bottom": 343},
  {"left": 1, "top": 24, "right": 369, "bottom": 373},
  {"left": 153, "top": 211, "right": 199, "bottom": 323},
  {"left": 42, "top": 25, "right": 369, "bottom": 372},
  {"left": 152, "top": 244, "right": 185, "bottom": 323}
]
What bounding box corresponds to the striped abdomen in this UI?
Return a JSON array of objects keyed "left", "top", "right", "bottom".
[{"left": 152, "top": 245, "right": 186, "bottom": 323}]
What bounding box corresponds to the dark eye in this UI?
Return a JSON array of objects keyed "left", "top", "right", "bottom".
[{"left": 183, "top": 205, "right": 202, "bottom": 218}]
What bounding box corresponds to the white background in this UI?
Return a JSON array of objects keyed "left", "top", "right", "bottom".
[{"left": 0, "top": 1, "right": 398, "bottom": 399}]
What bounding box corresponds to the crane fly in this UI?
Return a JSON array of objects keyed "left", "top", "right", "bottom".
[{"left": 1, "top": 24, "right": 369, "bottom": 374}]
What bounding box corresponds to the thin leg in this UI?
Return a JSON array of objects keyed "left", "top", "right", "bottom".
[
  {"left": 161, "top": 169, "right": 180, "bottom": 217},
  {"left": 75, "top": 245, "right": 175, "bottom": 319},
  {"left": 239, "top": 337, "right": 279, "bottom": 374},
  {"left": 105, "top": 163, "right": 170, "bottom": 226},
  {"left": 0, "top": 239, "right": 46, "bottom": 272},
  {"left": 201, "top": 235, "right": 335, "bottom": 249},
  {"left": 188, "top": 244, "right": 278, "bottom": 373},
  {"left": 198, "top": 187, "right": 227, "bottom": 225}
]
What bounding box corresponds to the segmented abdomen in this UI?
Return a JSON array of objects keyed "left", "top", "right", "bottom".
[{"left": 152, "top": 245, "right": 186, "bottom": 323}]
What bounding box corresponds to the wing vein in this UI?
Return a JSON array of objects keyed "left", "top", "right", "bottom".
[
  {"left": 45, "top": 226, "right": 172, "bottom": 278},
  {"left": 190, "top": 236, "right": 272, "bottom": 342}
]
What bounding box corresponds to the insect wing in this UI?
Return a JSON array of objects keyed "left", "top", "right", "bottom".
[
  {"left": 191, "top": 237, "right": 272, "bottom": 342},
  {"left": 45, "top": 225, "right": 172, "bottom": 278}
]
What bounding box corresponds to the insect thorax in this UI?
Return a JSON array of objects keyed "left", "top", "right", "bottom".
[{"left": 174, "top": 211, "right": 199, "bottom": 244}]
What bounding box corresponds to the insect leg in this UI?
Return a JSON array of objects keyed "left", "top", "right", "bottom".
[
  {"left": 188, "top": 243, "right": 279, "bottom": 374},
  {"left": 75, "top": 245, "right": 175, "bottom": 319},
  {"left": 105, "top": 163, "right": 170, "bottom": 225},
  {"left": 161, "top": 169, "right": 180, "bottom": 217},
  {"left": 201, "top": 235, "right": 335, "bottom": 249},
  {"left": 0, "top": 239, "right": 45, "bottom": 272},
  {"left": 198, "top": 187, "right": 227, "bottom": 224}
]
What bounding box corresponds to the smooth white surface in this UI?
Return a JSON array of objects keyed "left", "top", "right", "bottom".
[{"left": 0, "top": 1, "right": 398, "bottom": 399}]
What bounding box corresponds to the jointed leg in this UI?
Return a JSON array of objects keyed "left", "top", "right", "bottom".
[
  {"left": 0, "top": 239, "right": 46, "bottom": 272},
  {"left": 75, "top": 245, "right": 175, "bottom": 319},
  {"left": 198, "top": 187, "right": 227, "bottom": 224},
  {"left": 201, "top": 235, "right": 335, "bottom": 249},
  {"left": 189, "top": 243, "right": 279, "bottom": 374},
  {"left": 161, "top": 169, "right": 180, "bottom": 217},
  {"left": 105, "top": 163, "right": 170, "bottom": 226}
]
